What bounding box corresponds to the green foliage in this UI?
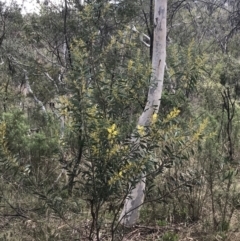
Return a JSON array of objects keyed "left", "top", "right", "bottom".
[
  {"left": 2, "top": 110, "right": 29, "bottom": 154},
  {"left": 0, "top": 109, "right": 59, "bottom": 159},
  {"left": 2, "top": 0, "right": 240, "bottom": 240},
  {"left": 156, "top": 220, "right": 168, "bottom": 227},
  {"left": 167, "top": 40, "right": 207, "bottom": 98},
  {"left": 162, "top": 232, "right": 178, "bottom": 241}
]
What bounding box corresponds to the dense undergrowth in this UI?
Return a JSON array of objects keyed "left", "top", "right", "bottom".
[{"left": 1, "top": 0, "right": 240, "bottom": 240}]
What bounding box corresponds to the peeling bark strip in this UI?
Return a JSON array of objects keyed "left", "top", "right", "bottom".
[{"left": 119, "top": 0, "right": 167, "bottom": 226}]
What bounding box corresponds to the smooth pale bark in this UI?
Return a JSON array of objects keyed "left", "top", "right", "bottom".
[{"left": 119, "top": 0, "right": 167, "bottom": 227}]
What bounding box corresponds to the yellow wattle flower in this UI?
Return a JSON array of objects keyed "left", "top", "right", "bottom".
[
  {"left": 152, "top": 113, "right": 158, "bottom": 124},
  {"left": 119, "top": 171, "right": 123, "bottom": 177},
  {"left": 107, "top": 123, "right": 118, "bottom": 139},
  {"left": 137, "top": 125, "right": 145, "bottom": 136},
  {"left": 164, "top": 108, "right": 180, "bottom": 123}
]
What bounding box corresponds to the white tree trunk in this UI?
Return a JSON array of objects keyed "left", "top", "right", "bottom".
[
  {"left": 24, "top": 70, "right": 47, "bottom": 115},
  {"left": 119, "top": 0, "right": 167, "bottom": 227}
]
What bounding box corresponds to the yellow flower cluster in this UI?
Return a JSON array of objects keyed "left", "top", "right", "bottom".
[
  {"left": 152, "top": 113, "right": 158, "bottom": 124},
  {"left": 107, "top": 124, "right": 118, "bottom": 140},
  {"left": 137, "top": 125, "right": 145, "bottom": 136},
  {"left": 164, "top": 108, "right": 180, "bottom": 123},
  {"left": 193, "top": 118, "right": 208, "bottom": 141},
  {"left": 108, "top": 144, "right": 119, "bottom": 157},
  {"left": 108, "top": 162, "right": 134, "bottom": 185},
  {"left": 128, "top": 60, "right": 134, "bottom": 71}
]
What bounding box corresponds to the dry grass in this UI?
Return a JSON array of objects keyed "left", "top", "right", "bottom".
[
  {"left": 2, "top": 210, "right": 240, "bottom": 240},
  {"left": 118, "top": 222, "right": 240, "bottom": 241}
]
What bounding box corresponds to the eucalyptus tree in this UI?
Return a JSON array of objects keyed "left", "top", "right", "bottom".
[{"left": 118, "top": 0, "right": 167, "bottom": 227}]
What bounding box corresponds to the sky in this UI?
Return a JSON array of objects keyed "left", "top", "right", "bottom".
[
  {"left": 5, "top": 0, "right": 41, "bottom": 13},
  {"left": 5, "top": 0, "right": 119, "bottom": 14},
  {"left": 5, "top": 0, "right": 64, "bottom": 14}
]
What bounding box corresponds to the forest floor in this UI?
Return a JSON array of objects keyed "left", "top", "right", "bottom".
[{"left": 119, "top": 223, "right": 240, "bottom": 241}]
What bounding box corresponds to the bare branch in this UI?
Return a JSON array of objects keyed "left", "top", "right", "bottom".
[{"left": 131, "top": 25, "right": 150, "bottom": 47}]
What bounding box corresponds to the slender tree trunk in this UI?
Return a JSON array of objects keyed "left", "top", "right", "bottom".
[
  {"left": 119, "top": 0, "right": 167, "bottom": 226},
  {"left": 24, "top": 70, "right": 47, "bottom": 115}
]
